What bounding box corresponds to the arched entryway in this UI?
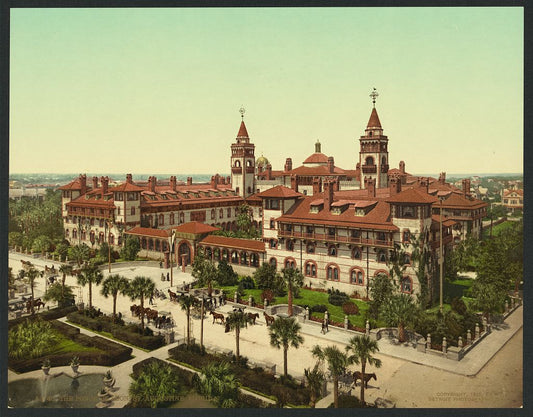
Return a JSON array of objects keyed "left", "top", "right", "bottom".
[{"left": 177, "top": 241, "right": 192, "bottom": 266}]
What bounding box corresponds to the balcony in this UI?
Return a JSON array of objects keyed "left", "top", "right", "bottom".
[
  {"left": 362, "top": 164, "right": 377, "bottom": 174},
  {"left": 381, "top": 164, "right": 389, "bottom": 173},
  {"left": 231, "top": 167, "right": 242, "bottom": 174},
  {"left": 277, "top": 229, "right": 393, "bottom": 247},
  {"left": 245, "top": 166, "right": 255, "bottom": 174}
]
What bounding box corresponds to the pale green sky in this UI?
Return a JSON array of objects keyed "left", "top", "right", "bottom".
[{"left": 10, "top": 7, "right": 523, "bottom": 176}]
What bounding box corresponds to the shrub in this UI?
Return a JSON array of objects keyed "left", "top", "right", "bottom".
[
  {"left": 310, "top": 304, "right": 328, "bottom": 313},
  {"left": 8, "top": 319, "right": 57, "bottom": 359},
  {"left": 451, "top": 297, "right": 468, "bottom": 316},
  {"left": 342, "top": 301, "right": 359, "bottom": 315},
  {"left": 327, "top": 394, "right": 368, "bottom": 408},
  {"left": 260, "top": 289, "right": 274, "bottom": 303},
  {"left": 238, "top": 276, "right": 256, "bottom": 291},
  {"left": 217, "top": 259, "right": 239, "bottom": 286},
  {"left": 328, "top": 290, "right": 350, "bottom": 306}
]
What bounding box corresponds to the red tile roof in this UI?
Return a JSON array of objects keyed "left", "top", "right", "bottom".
[
  {"left": 256, "top": 185, "right": 303, "bottom": 199},
  {"left": 169, "top": 222, "right": 220, "bottom": 235},
  {"left": 288, "top": 165, "right": 346, "bottom": 176},
  {"left": 367, "top": 108, "right": 382, "bottom": 129},
  {"left": 237, "top": 121, "right": 249, "bottom": 138},
  {"left": 386, "top": 188, "right": 438, "bottom": 204},
  {"left": 303, "top": 152, "right": 329, "bottom": 164},
  {"left": 126, "top": 227, "right": 170, "bottom": 238},
  {"left": 58, "top": 179, "right": 85, "bottom": 191},
  {"left": 111, "top": 182, "right": 144, "bottom": 192},
  {"left": 200, "top": 235, "right": 266, "bottom": 252},
  {"left": 440, "top": 193, "right": 488, "bottom": 209},
  {"left": 503, "top": 189, "right": 523, "bottom": 197},
  {"left": 432, "top": 215, "right": 457, "bottom": 227}
]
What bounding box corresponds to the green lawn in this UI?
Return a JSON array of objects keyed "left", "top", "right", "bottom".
[
  {"left": 48, "top": 330, "right": 101, "bottom": 355},
  {"left": 482, "top": 220, "right": 515, "bottom": 239}
]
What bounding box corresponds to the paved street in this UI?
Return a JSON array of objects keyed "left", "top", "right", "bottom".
[{"left": 8, "top": 252, "right": 523, "bottom": 408}]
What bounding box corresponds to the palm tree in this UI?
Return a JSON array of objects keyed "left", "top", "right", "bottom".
[
  {"left": 311, "top": 344, "right": 349, "bottom": 408},
  {"left": 68, "top": 243, "right": 90, "bottom": 267},
  {"left": 192, "top": 252, "right": 218, "bottom": 296},
  {"left": 268, "top": 316, "right": 304, "bottom": 377},
  {"left": 129, "top": 360, "right": 181, "bottom": 408},
  {"left": 346, "top": 335, "right": 382, "bottom": 405},
  {"left": 304, "top": 363, "right": 325, "bottom": 408},
  {"left": 58, "top": 264, "right": 73, "bottom": 298},
  {"left": 101, "top": 274, "right": 130, "bottom": 322},
  {"left": 24, "top": 267, "right": 40, "bottom": 315},
  {"left": 194, "top": 362, "right": 239, "bottom": 408},
  {"left": 380, "top": 293, "right": 417, "bottom": 343},
  {"left": 225, "top": 309, "right": 254, "bottom": 362},
  {"left": 281, "top": 267, "right": 303, "bottom": 316},
  {"left": 76, "top": 264, "right": 103, "bottom": 309},
  {"left": 179, "top": 294, "right": 196, "bottom": 345},
  {"left": 126, "top": 276, "right": 155, "bottom": 332}
]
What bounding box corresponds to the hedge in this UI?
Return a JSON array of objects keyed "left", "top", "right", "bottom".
[
  {"left": 67, "top": 311, "right": 164, "bottom": 350},
  {"left": 8, "top": 320, "right": 132, "bottom": 373},
  {"left": 8, "top": 305, "right": 77, "bottom": 329}
]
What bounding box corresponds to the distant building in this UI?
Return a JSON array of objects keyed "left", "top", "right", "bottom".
[{"left": 501, "top": 188, "right": 523, "bottom": 213}]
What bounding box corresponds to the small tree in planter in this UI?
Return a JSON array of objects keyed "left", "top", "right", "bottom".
[
  {"left": 70, "top": 356, "right": 80, "bottom": 373},
  {"left": 42, "top": 358, "right": 51, "bottom": 375}
]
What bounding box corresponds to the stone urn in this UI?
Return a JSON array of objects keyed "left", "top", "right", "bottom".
[{"left": 41, "top": 359, "right": 51, "bottom": 375}]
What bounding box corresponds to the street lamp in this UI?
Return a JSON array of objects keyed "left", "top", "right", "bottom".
[
  {"left": 168, "top": 230, "right": 176, "bottom": 287},
  {"left": 438, "top": 196, "right": 445, "bottom": 313},
  {"left": 106, "top": 217, "right": 114, "bottom": 273}
]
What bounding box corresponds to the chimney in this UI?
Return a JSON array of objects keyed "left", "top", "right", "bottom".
[
  {"left": 399, "top": 161, "right": 406, "bottom": 174},
  {"left": 333, "top": 177, "right": 339, "bottom": 192},
  {"left": 265, "top": 164, "right": 272, "bottom": 180},
  {"left": 79, "top": 174, "right": 87, "bottom": 195},
  {"left": 100, "top": 176, "right": 109, "bottom": 195},
  {"left": 439, "top": 172, "right": 446, "bottom": 185},
  {"left": 284, "top": 158, "right": 293, "bottom": 172},
  {"left": 389, "top": 175, "right": 401, "bottom": 195},
  {"left": 226, "top": 176, "right": 231, "bottom": 185},
  {"left": 148, "top": 176, "right": 157, "bottom": 192},
  {"left": 462, "top": 179, "right": 471, "bottom": 198},
  {"left": 420, "top": 177, "right": 429, "bottom": 193},
  {"left": 365, "top": 177, "right": 376, "bottom": 197},
  {"left": 170, "top": 176, "right": 177, "bottom": 191},
  {"left": 290, "top": 175, "right": 299, "bottom": 193},
  {"left": 327, "top": 156, "right": 335, "bottom": 173},
  {"left": 313, "top": 177, "right": 322, "bottom": 195},
  {"left": 187, "top": 177, "right": 193, "bottom": 186},
  {"left": 92, "top": 176, "right": 98, "bottom": 190},
  {"left": 126, "top": 174, "right": 133, "bottom": 184},
  {"left": 324, "top": 179, "right": 334, "bottom": 210}
]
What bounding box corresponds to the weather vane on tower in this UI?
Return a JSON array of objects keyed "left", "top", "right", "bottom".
[
  {"left": 239, "top": 106, "right": 246, "bottom": 120},
  {"left": 370, "top": 88, "right": 379, "bottom": 108}
]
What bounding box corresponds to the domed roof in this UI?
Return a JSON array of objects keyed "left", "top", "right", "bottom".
[
  {"left": 303, "top": 152, "right": 329, "bottom": 165},
  {"left": 256, "top": 155, "right": 270, "bottom": 166}
]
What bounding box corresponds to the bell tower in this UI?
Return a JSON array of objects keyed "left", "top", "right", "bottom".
[
  {"left": 359, "top": 88, "right": 389, "bottom": 189},
  {"left": 230, "top": 107, "right": 256, "bottom": 197}
]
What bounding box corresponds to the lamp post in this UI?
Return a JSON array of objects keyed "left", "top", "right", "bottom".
[
  {"left": 168, "top": 230, "right": 176, "bottom": 287},
  {"left": 200, "top": 295, "right": 205, "bottom": 349},
  {"left": 439, "top": 197, "right": 444, "bottom": 313},
  {"left": 106, "top": 218, "right": 114, "bottom": 273}
]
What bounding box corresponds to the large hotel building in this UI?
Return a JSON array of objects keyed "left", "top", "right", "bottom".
[{"left": 59, "top": 94, "right": 487, "bottom": 298}]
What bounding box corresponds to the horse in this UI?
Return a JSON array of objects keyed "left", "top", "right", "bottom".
[
  {"left": 263, "top": 312, "right": 275, "bottom": 326},
  {"left": 352, "top": 371, "right": 377, "bottom": 388},
  {"left": 25, "top": 298, "right": 42, "bottom": 313},
  {"left": 247, "top": 312, "right": 259, "bottom": 324},
  {"left": 209, "top": 311, "right": 225, "bottom": 324},
  {"left": 34, "top": 300, "right": 46, "bottom": 310},
  {"left": 144, "top": 308, "right": 158, "bottom": 322},
  {"left": 168, "top": 289, "right": 178, "bottom": 302},
  {"left": 130, "top": 304, "right": 141, "bottom": 317}
]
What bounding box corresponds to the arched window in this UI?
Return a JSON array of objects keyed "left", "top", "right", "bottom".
[
  {"left": 350, "top": 268, "right": 364, "bottom": 285},
  {"left": 306, "top": 242, "right": 315, "bottom": 254},
  {"left": 328, "top": 245, "right": 337, "bottom": 257},
  {"left": 231, "top": 251, "right": 239, "bottom": 264},
  {"left": 286, "top": 240, "right": 294, "bottom": 251},
  {"left": 365, "top": 156, "right": 374, "bottom": 166},
  {"left": 179, "top": 212, "right": 184, "bottom": 223},
  {"left": 377, "top": 250, "right": 387, "bottom": 263},
  {"left": 327, "top": 264, "right": 339, "bottom": 281},
  {"left": 241, "top": 252, "right": 248, "bottom": 265},
  {"left": 219, "top": 208, "right": 224, "bottom": 218},
  {"left": 250, "top": 253, "right": 259, "bottom": 267},
  {"left": 90, "top": 231, "right": 95, "bottom": 244},
  {"left": 381, "top": 156, "right": 387, "bottom": 165},
  {"left": 269, "top": 257, "right": 277, "bottom": 268},
  {"left": 222, "top": 249, "right": 229, "bottom": 261},
  {"left": 211, "top": 209, "right": 215, "bottom": 220},
  {"left": 403, "top": 253, "right": 411, "bottom": 265},
  {"left": 246, "top": 160, "right": 253, "bottom": 167},
  {"left": 71, "top": 229, "right": 75, "bottom": 239},
  {"left": 269, "top": 239, "right": 277, "bottom": 249},
  {"left": 170, "top": 213, "right": 175, "bottom": 225},
  {"left": 352, "top": 247, "right": 361, "bottom": 259},
  {"left": 227, "top": 208, "right": 232, "bottom": 218},
  {"left": 234, "top": 160, "right": 241, "bottom": 167},
  {"left": 401, "top": 277, "right": 413, "bottom": 294},
  {"left": 304, "top": 261, "right": 317, "bottom": 277},
  {"left": 284, "top": 258, "right": 296, "bottom": 269},
  {"left": 99, "top": 219, "right": 104, "bottom": 227}
]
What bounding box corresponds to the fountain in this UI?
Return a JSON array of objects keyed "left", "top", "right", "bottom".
[{"left": 9, "top": 373, "right": 105, "bottom": 408}]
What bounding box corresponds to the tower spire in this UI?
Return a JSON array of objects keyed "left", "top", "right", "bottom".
[{"left": 369, "top": 88, "right": 379, "bottom": 108}]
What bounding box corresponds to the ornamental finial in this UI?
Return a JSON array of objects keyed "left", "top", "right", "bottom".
[
  {"left": 239, "top": 106, "right": 246, "bottom": 120},
  {"left": 370, "top": 88, "right": 379, "bottom": 108}
]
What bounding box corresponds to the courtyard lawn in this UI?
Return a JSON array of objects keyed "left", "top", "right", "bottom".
[
  {"left": 49, "top": 330, "right": 102, "bottom": 355},
  {"left": 482, "top": 220, "right": 514, "bottom": 239}
]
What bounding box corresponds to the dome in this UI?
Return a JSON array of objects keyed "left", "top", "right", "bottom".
[{"left": 256, "top": 155, "right": 270, "bottom": 167}]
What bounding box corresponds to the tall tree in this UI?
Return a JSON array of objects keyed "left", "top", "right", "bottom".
[
  {"left": 126, "top": 276, "right": 156, "bottom": 332},
  {"left": 76, "top": 264, "right": 103, "bottom": 309},
  {"left": 179, "top": 294, "right": 196, "bottom": 345},
  {"left": 268, "top": 316, "right": 304, "bottom": 378},
  {"left": 311, "top": 344, "right": 349, "bottom": 408},
  {"left": 101, "top": 274, "right": 130, "bottom": 322},
  {"left": 24, "top": 266, "right": 40, "bottom": 315},
  {"left": 345, "top": 335, "right": 382, "bottom": 405},
  {"left": 380, "top": 293, "right": 417, "bottom": 343},
  {"left": 43, "top": 282, "right": 75, "bottom": 308},
  {"left": 253, "top": 263, "right": 284, "bottom": 294},
  {"left": 281, "top": 267, "right": 303, "bottom": 316},
  {"left": 304, "top": 363, "right": 325, "bottom": 408},
  {"left": 68, "top": 243, "right": 90, "bottom": 267},
  {"left": 129, "top": 361, "right": 181, "bottom": 408},
  {"left": 58, "top": 264, "right": 73, "bottom": 299},
  {"left": 192, "top": 252, "right": 218, "bottom": 296},
  {"left": 194, "top": 362, "right": 239, "bottom": 408},
  {"left": 225, "top": 309, "right": 254, "bottom": 362},
  {"left": 368, "top": 272, "right": 395, "bottom": 320}
]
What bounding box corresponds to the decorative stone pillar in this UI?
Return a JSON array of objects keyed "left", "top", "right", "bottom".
[
  {"left": 324, "top": 310, "right": 329, "bottom": 322},
  {"left": 248, "top": 295, "right": 253, "bottom": 306},
  {"left": 442, "top": 337, "right": 447, "bottom": 354},
  {"left": 505, "top": 300, "right": 509, "bottom": 313},
  {"left": 511, "top": 298, "right": 515, "bottom": 309},
  {"left": 234, "top": 292, "right": 239, "bottom": 303},
  {"left": 366, "top": 320, "right": 370, "bottom": 336},
  {"left": 427, "top": 333, "right": 431, "bottom": 349},
  {"left": 475, "top": 323, "right": 480, "bottom": 339},
  {"left": 482, "top": 316, "right": 488, "bottom": 330},
  {"left": 344, "top": 315, "right": 349, "bottom": 330},
  {"left": 264, "top": 298, "right": 269, "bottom": 307},
  {"left": 467, "top": 329, "right": 472, "bottom": 345},
  {"left": 305, "top": 307, "right": 309, "bottom": 320},
  {"left": 458, "top": 336, "right": 463, "bottom": 348}
]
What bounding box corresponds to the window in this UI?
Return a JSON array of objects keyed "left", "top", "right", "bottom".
[
  {"left": 328, "top": 245, "right": 337, "bottom": 257},
  {"left": 90, "top": 218, "right": 95, "bottom": 226},
  {"left": 117, "top": 207, "right": 121, "bottom": 216},
  {"left": 402, "top": 230, "right": 410, "bottom": 243},
  {"left": 72, "top": 229, "right": 77, "bottom": 239},
  {"left": 306, "top": 242, "right": 315, "bottom": 254},
  {"left": 401, "top": 277, "right": 412, "bottom": 293},
  {"left": 286, "top": 240, "right": 294, "bottom": 251},
  {"left": 227, "top": 208, "right": 232, "bottom": 218},
  {"left": 328, "top": 227, "right": 336, "bottom": 237},
  {"left": 131, "top": 207, "right": 136, "bottom": 215},
  {"left": 284, "top": 258, "right": 296, "bottom": 269},
  {"left": 350, "top": 269, "right": 364, "bottom": 285},
  {"left": 179, "top": 212, "right": 184, "bottom": 223},
  {"left": 170, "top": 213, "right": 175, "bottom": 225},
  {"left": 269, "top": 239, "right": 277, "bottom": 249},
  {"left": 270, "top": 219, "right": 275, "bottom": 229},
  {"left": 231, "top": 251, "right": 239, "bottom": 264},
  {"left": 219, "top": 209, "right": 224, "bottom": 218},
  {"left": 403, "top": 253, "right": 411, "bottom": 265},
  {"left": 305, "top": 261, "right": 317, "bottom": 277},
  {"left": 65, "top": 229, "right": 70, "bottom": 238},
  {"left": 352, "top": 247, "right": 361, "bottom": 259},
  {"left": 376, "top": 232, "right": 386, "bottom": 242},
  {"left": 159, "top": 214, "right": 164, "bottom": 226},
  {"left": 211, "top": 209, "right": 215, "bottom": 220},
  {"left": 109, "top": 234, "right": 114, "bottom": 245},
  {"left": 365, "top": 156, "right": 374, "bottom": 165},
  {"left": 377, "top": 250, "right": 387, "bottom": 263},
  {"left": 306, "top": 226, "right": 314, "bottom": 234},
  {"left": 327, "top": 265, "right": 339, "bottom": 281},
  {"left": 351, "top": 229, "right": 360, "bottom": 239},
  {"left": 266, "top": 199, "right": 280, "bottom": 210},
  {"left": 269, "top": 257, "right": 277, "bottom": 268}
]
